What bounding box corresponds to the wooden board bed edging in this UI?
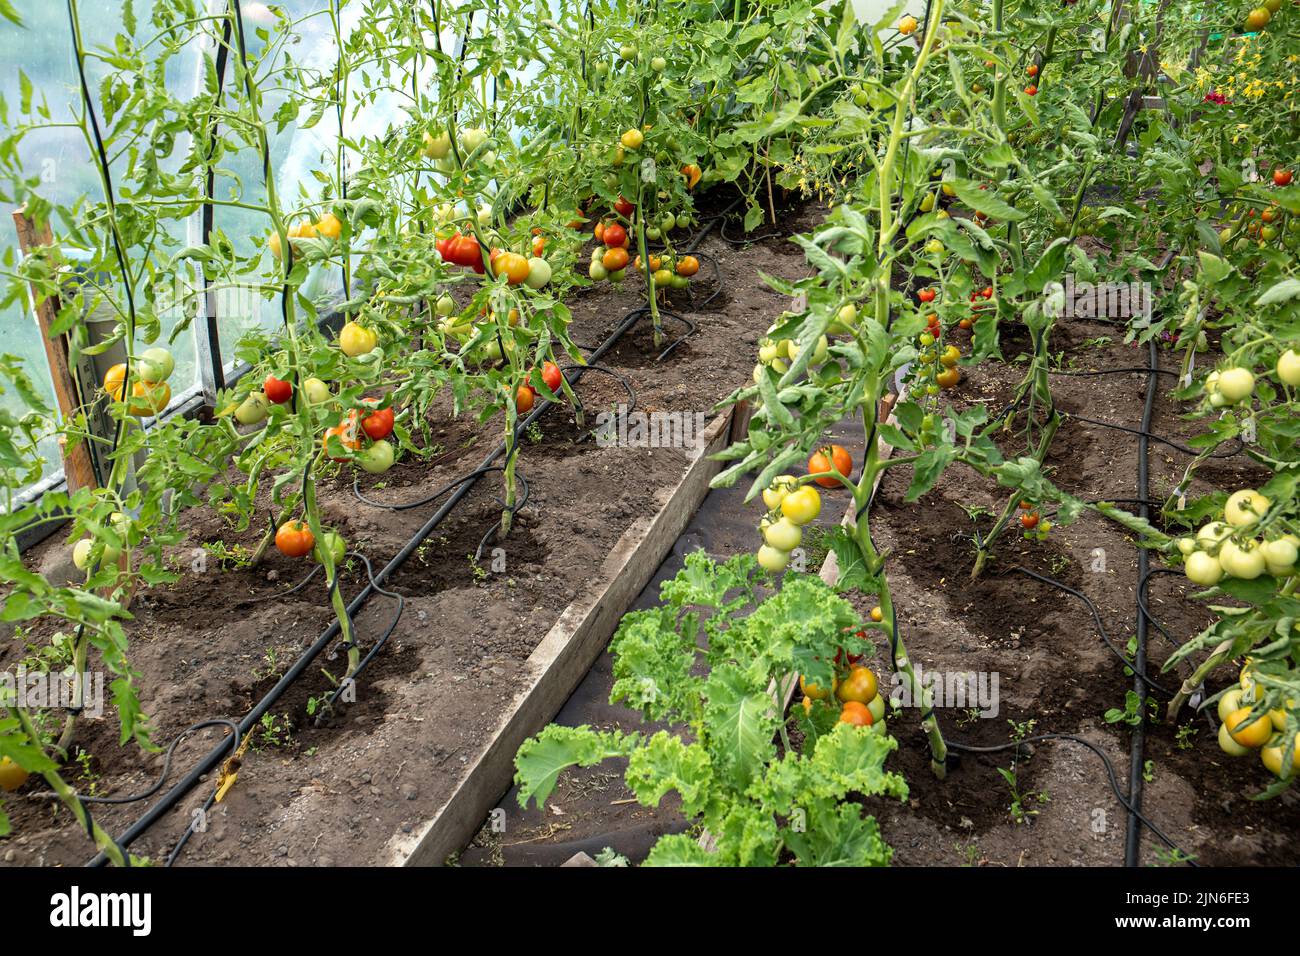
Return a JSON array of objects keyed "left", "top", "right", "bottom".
[{"left": 385, "top": 405, "right": 737, "bottom": 866}]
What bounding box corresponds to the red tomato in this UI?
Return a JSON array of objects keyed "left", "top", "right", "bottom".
[
  {"left": 918, "top": 288, "right": 936, "bottom": 303},
  {"left": 614, "top": 196, "right": 634, "bottom": 218},
  {"left": 1024, "top": 84, "right": 1038, "bottom": 96},
  {"left": 603, "top": 223, "right": 628, "bottom": 249},
  {"left": 532, "top": 234, "right": 545, "bottom": 257},
  {"left": 361, "top": 404, "right": 394, "bottom": 440},
  {"left": 1020, "top": 511, "right": 1040, "bottom": 529},
  {"left": 263, "top": 374, "right": 292, "bottom": 404},
  {"left": 541, "top": 361, "right": 563, "bottom": 393},
  {"left": 1275, "top": 169, "right": 1294, "bottom": 187}
]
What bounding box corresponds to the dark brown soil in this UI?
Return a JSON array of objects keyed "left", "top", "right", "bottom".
[
  {"left": 862, "top": 315, "right": 1298, "bottom": 867},
  {"left": 0, "top": 197, "right": 825, "bottom": 868}
]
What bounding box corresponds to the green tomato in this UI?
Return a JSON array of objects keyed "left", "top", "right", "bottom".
[
  {"left": 460, "top": 127, "right": 489, "bottom": 153},
  {"left": 619, "top": 44, "right": 637, "bottom": 61},
  {"left": 1218, "top": 722, "right": 1252, "bottom": 757},
  {"left": 1276, "top": 349, "right": 1300, "bottom": 386},
  {"left": 315, "top": 531, "right": 346, "bottom": 566},
  {"left": 867, "top": 694, "right": 886, "bottom": 724},
  {"left": 235, "top": 391, "right": 270, "bottom": 425},
  {"left": 72, "top": 537, "right": 119, "bottom": 571},
  {"left": 1216, "top": 367, "right": 1255, "bottom": 402},
  {"left": 762, "top": 476, "right": 794, "bottom": 511},
  {"left": 650, "top": 55, "right": 666, "bottom": 72},
  {"left": 661, "top": 212, "right": 676, "bottom": 232},
  {"left": 358, "top": 439, "right": 395, "bottom": 474},
  {"left": 303, "top": 377, "right": 332, "bottom": 405},
  {"left": 589, "top": 261, "right": 609, "bottom": 281},
  {"left": 525, "top": 257, "right": 552, "bottom": 289},
  {"left": 435, "top": 294, "right": 456, "bottom": 316},
  {"left": 1184, "top": 550, "right": 1224, "bottom": 586},
  {"left": 136, "top": 347, "right": 175, "bottom": 384},
  {"left": 1219, "top": 540, "right": 1266, "bottom": 580},
  {"left": 422, "top": 130, "right": 451, "bottom": 159},
  {"left": 1217, "top": 688, "right": 1245, "bottom": 723}
]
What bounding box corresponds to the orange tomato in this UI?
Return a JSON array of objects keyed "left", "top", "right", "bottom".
[
  {"left": 516, "top": 384, "right": 535, "bottom": 413},
  {"left": 839, "top": 700, "right": 874, "bottom": 726},
  {"left": 681, "top": 164, "right": 702, "bottom": 189},
  {"left": 493, "top": 252, "right": 530, "bottom": 285},
  {"left": 807, "top": 444, "right": 852, "bottom": 488},
  {"left": 532, "top": 234, "right": 546, "bottom": 257},
  {"left": 324, "top": 410, "right": 362, "bottom": 461},
  {"left": 275, "top": 520, "right": 315, "bottom": 558},
  {"left": 676, "top": 255, "right": 700, "bottom": 277},
  {"left": 602, "top": 246, "right": 630, "bottom": 272},
  {"left": 129, "top": 380, "right": 171, "bottom": 417},
  {"left": 594, "top": 222, "right": 605, "bottom": 243}
]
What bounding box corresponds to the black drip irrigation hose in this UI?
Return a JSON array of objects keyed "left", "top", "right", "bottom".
[
  {"left": 1005, "top": 566, "right": 1176, "bottom": 698},
  {"left": 1048, "top": 366, "right": 1178, "bottom": 378},
  {"left": 945, "top": 734, "right": 1197, "bottom": 864},
  {"left": 84, "top": 197, "right": 736, "bottom": 868},
  {"left": 1125, "top": 335, "right": 1160, "bottom": 867}
]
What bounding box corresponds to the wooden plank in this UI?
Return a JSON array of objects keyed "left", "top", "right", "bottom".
[
  {"left": 12, "top": 206, "right": 99, "bottom": 493},
  {"left": 387, "top": 406, "right": 737, "bottom": 867}
]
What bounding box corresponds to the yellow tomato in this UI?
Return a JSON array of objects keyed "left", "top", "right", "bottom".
[
  {"left": 103, "top": 363, "right": 128, "bottom": 401},
  {"left": 1225, "top": 707, "right": 1272, "bottom": 748},
  {"left": 339, "top": 321, "right": 378, "bottom": 357},
  {"left": 315, "top": 213, "right": 343, "bottom": 240}
]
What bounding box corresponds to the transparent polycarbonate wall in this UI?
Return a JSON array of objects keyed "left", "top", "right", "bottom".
[{"left": 0, "top": 0, "right": 465, "bottom": 501}]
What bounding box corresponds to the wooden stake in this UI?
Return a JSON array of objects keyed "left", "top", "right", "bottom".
[{"left": 12, "top": 205, "right": 98, "bottom": 493}]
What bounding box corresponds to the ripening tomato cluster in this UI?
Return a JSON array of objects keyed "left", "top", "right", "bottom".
[
  {"left": 800, "top": 651, "right": 887, "bottom": 733},
  {"left": 1215, "top": 660, "right": 1299, "bottom": 780},
  {"left": 323, "top": 398, "right": 396, "bottom": 475},
  {"left": 102, "top": 345, "right": 176, "bottom": 419},
  {"left": 1177, "top": 488, "right": 1296, "bottom": 587},
  {"left": 1018, "top": 499, "right": 1052, "bottom": 538},
  {"left": 914, "top": 297, "right": 962, "bottom": 396},
  {"left": 268, "top": 211, "right": 343, "bottom": 261},
  {"left": 755, "top": 477, "right": 821, "bottom": 573},
  {"left": 589, "top": 216, "right": 632, "bottom": 282}
]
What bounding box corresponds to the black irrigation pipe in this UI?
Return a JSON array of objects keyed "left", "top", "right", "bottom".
[
  {"left": 1124, "top": 333, "right": 1160, "bottom": 867},
  {"left": 1007, "top": 566, "right": 1176, "bottom": 697},
  {"left": 85, "top": 190, "right": 737, "bottom": 867},
  {"left": 1072, "top": 415, "right": 1245, "bottom": 459},
  {"left": 945, "top": 734, "right": 1197, "bottom": 864},
  {"left": 1048, "top": 366, "right": 1178, "bottom": 378}
]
